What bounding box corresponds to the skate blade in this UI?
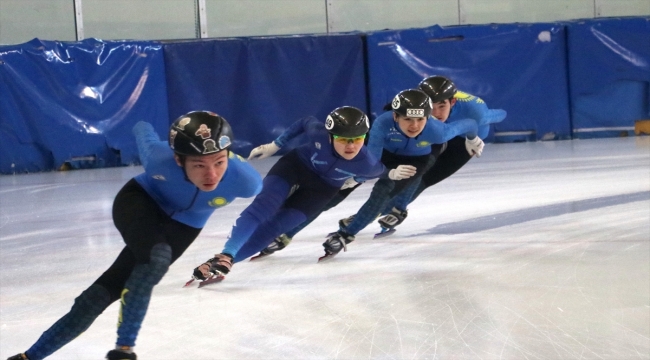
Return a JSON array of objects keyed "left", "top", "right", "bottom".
[
  {"left": 183, "top": 278, "right": 196, "bottom": 287},
  {"left": 373, "top": 228, "right": 396, "bottom": 239},
  {"left": 318, "top": 253, "right": 337, "bottom": 262},
  {"left": 197, "top": 274, "right": 225, "bottom": 288},
  {"left": 250, "top": 253, "right": 270, "bottom": 261}
]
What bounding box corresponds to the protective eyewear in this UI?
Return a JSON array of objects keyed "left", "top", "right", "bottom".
[{"left": 333, "top": 134, "right": 366, "bottom": 145}]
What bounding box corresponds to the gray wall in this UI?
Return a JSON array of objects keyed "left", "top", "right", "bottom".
[{"left": 1, "top": 0, "right": 649, "bottom": 45}]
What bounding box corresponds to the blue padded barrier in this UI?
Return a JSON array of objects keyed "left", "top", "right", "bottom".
[
  {"left": 0, "top": 38, "right": 169, "bottom": 174},
  {"left": 566, "top": 17, "right": 650, "bottom": 138},
  {"left": 162, "top": 34, "right": 367, "bottom": 156},
  {"left": 365, "top": 23, "right": 571, "bottom": 142},
  {"left": 3, "top": 18, "right": 648, "bottom": 174}
]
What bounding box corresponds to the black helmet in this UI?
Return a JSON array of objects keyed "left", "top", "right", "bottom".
[
  {"left": 325, "top": 106, "right": 370, "bottom": 138},
  {"left": 391, "top": 89, "right": 432, "bottom": 118},
  {"left": 169, "top": 111, "right": 234, "bottom": 156},
  {"left": 418, "top": 76, "right": 457, "bottom": 103}
]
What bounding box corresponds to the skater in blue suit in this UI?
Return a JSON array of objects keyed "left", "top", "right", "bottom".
[
  {"left": 7, "top": 111, "right": 262, "bottom": 360},
  {"left": 192, "top": 106, "right": 417, "bottom": 275},
  {"left": 376, "top": 76, "right": 507, "bottom": 231}
]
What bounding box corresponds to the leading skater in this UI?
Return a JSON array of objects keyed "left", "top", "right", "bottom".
[
  {"left": 7, "top": 111, "right": 262, "bottom": 360},
  {"left": 376, "top": 75, "right": 507, "bottom": 231},
  {"left": 191, "top": 106, "right": 416, "bottom": 277}
]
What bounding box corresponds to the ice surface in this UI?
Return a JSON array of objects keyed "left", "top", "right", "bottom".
[{"left": 1, "top": 137, "right": 649, "bottom": 359}]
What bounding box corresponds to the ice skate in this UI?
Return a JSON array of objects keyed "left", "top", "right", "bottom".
[
  {"left": 338, "top": 214, "right": 355, "bottom": 229},
  {"left": 250, "top": 234, "right": 293, "bottom": 260},
  {"left": 7, "top": 354, "right": 29, "bottom": 360},
  {"left": 375, "top": 207, "right": 407, "bottom": 238},
  {"left": 106, "top": 346, "right": 137, "bottom": 360},
  {"left": 318, "top": 230, "right": 355, "bottom": 262},
  {"left": 184, "top": 273, "right": 225, "bottom": 288}
]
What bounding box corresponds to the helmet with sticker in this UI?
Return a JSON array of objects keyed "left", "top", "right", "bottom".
[
  {"left": 418, "top": 76, "right": 457, "bottom": 103},
  {"left": 168, "top": 111, "right": 234, "bottom": 156},
  {"left": 324, "top": 106, "right": 370, "bottom": 138},
  {"left": 391, "top": 89, "right": 432, "bottom": 118}
]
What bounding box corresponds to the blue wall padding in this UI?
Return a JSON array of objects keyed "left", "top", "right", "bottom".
[
  {"left": 0, "top": 38, "right": 169, "bottom": 173},
  {"left": 566, "top": 17, "right": 650, "bottom": 137},
  {"left": 365, "top": 23, "right": 572, "bottom": 141},
  {"left": 2, "top": 17, "right": 649, "bottom": 174},
  {"left": 162, "top": 34, "right": 367, "bottom": 156}
]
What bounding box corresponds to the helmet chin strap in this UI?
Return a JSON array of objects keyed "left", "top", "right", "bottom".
[
  {"left": 174, "top": 154, "right": 193, "bottom": 184},
  {"left": 329, "top": 135, "right": 342, "bottom": 159}
]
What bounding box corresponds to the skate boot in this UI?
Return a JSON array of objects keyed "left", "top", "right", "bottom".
[
  {"left": 338, "top": 215, "right": 355, "bottom": 229},
  {"left": 251, "top": 234, "right": 293, "bottom": 260},
  {"left": 7, "top": 354, "right": 29, "bottom": 360},
  {"left": 261, "top": 234, "right": 293, "bottom": 255},
  {"left": 106, "top": 346, "right": 137, "bottom": 360},
  {"left": 319, "top": 230, "right": 355, "bottom": 261},
  {"left": 377, "top": 207, "right": 408, "bottom": 231}
]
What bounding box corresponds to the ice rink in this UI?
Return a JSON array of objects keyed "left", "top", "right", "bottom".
[{"left": 1, "top": 136, "right": 649, "bottom": 360}]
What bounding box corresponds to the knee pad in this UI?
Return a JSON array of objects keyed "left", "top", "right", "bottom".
[
  {"left": 150, "top": 243, "right": 172, "bottom": 267},
  {"left": 147, "top": 243, "right": 172, "bottom": 285}
]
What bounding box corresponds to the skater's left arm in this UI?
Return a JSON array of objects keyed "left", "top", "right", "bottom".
[
  {"left": 132, "top": 121, "right": 164, "bottom": 169},
  {"left": 366, "top": 112, "right": 393, "bottom": 160},
  {"left": 248, "top": 117, "right": 320, "bottom": 160},
  {"left": 465, "top": 100, "right": 507, "bottom": 139},
  {"left": 423, "top": 117, "right": 479, "bottom": 144}
]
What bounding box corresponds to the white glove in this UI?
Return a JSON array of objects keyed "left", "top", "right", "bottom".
[
  {"left": 388, "top": 165, "right": 417, "bottom": 180},
  {"left": 465, "top": 136, "right": 484, "bottom": 157},
  {"left": 341, "top": 177, "right": 360, "bottom": 190},
  {"left": 248, "top": 142, "right": 280, "bottom": 160}
]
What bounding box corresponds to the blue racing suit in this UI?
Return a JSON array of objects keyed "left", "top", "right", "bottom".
[{"left": 222, "top": 116, "right": 386, "bottom": 261}]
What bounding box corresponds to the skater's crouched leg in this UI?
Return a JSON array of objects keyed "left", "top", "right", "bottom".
[
  {"left": 116, "top": 243, "right": 172, "bottom": 348},
  {"left": 23, "top": 284, "right": 111, "bottom": 360}
]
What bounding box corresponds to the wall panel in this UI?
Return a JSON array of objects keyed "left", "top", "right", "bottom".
[
  {"left": 596, "top": 0, "right": 650, "bottom": 17},
  {"left": 327, "top": 0, "right": 459, "bottom": 32},
  {"left": 460, "top": 0, "right": 595, "bottom": 24},
  {"left": 82, "top": 0, "right": 196, "bottom": 40},
  {"left": 206, "top": 0, "right": 326, "bottom": 37},
  {"left": 0, "top": 0, "right": 75, "bottom": 44}
]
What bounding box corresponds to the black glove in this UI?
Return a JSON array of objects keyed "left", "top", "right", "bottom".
[{"left": 209, "top": 253, "right": 233, "bottom": 275}]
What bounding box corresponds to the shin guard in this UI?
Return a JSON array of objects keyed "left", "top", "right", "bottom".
[{"left": 116, "top": 243, "right": 171, "bottom": 347}]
